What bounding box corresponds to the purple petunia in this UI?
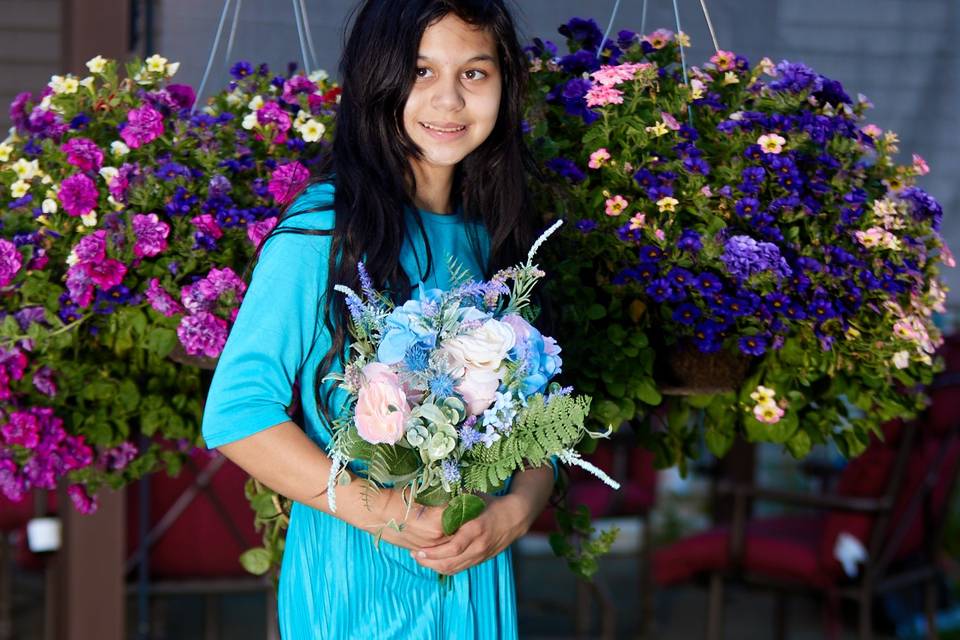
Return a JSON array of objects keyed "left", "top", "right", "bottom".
[
  {"left": 177, "top": 311, "right": 228, "bottom": 358},
  {"left": 0, "top": 239, "right": 23, "bottom": 287},
  {"left": 132, "top": 213, "right": 170, "bottom": 258},
  {"left": 146, "top": 278, "right": 184, "bottom": 317},
  {"left": 545, "top": 157, "right": 585, "bottom": 183},
  {"left": 59, "top": 173, "right": 99, "bottom": 217}
]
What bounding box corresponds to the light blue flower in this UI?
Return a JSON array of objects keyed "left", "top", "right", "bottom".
[{"left": 377, "top": 285, "right": 444, "bottom": 364}]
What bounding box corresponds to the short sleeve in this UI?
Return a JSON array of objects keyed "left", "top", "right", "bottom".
[{"left": 201, "top": 184, "right": 335, "bottom": 448}]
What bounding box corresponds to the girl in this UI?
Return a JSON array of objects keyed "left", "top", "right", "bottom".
[{"left": 201, "top": 1, "right": 556, "bottom": 637}]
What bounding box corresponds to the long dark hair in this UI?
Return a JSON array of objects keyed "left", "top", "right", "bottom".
[{"left": 269, "top": 0, "right": 538, "bottom": 429}]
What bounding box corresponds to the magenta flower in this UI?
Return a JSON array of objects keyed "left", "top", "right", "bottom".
[
  {"left": 146, "top": 278, "right": 184, "bottom": 317},
  {"left": 0, "top": 459, "right": 26, "bottom": 501},
  {"left": 281, "top": 76, "right": 316, "bottom": 103},
  {"left": 67, "top": 484, "right": 98, "bottom": 514},
  {"left": 204, "top": 267, "right": 247, "bottom": 299},
  {"left": 61, "top": 137, "right": 104, "bottom": 172},
  {"left": 1, "top": 411, "right": 40, "bottom": 449},
  {"left": 82, "top": 258, "right": 127, "bottom": 289},
  {"left": 177, "top": 311, "right": 228, "bottom": 358},
  {"left": 166, "top": 84, "right": 196, "bottom": 110},
  {"left": 0, "top": 239, "right": 23, "bottom": 287},
  {"left": 190, "top": 214, "right": 223, "bottom": 240},
  {"left": 132, "top": 213, "right": 170, "bottom": 258},
  {"left": 120, "top": 104, "right": 165, "bottom": 149},
  {"left": 247, "top": 216, "right": 278, "bottom": 247},
  {"left": 268, "top": 161, "right": 309, "bottom": 205},
  {"left": 59, "top": 173, "right": 99, "bottom": 217}
]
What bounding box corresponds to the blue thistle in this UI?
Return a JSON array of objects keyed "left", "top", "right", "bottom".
[{"left": 428, "top": 372, "right": 456, "bottom": 398}]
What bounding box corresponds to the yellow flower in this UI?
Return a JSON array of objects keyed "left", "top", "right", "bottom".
[
  {"left": 145, "top": 54, "right": 168, "bottom": 74},
  {"left": 722, "top": 71, "right": 739, "bottom": 85},
  {"left": 86, "top": 55, "right": 108, "bottom": 74},
  {"left": 675, "top": 31, "right": 691, "bottom": 47},
  {"left": 79, "top": 76, "right": 95, "bottom": 91},
  {"left": 646, "top": 121, "right": 669, "bottom": 137},
  {"left": 0, "top": 142, "right": 12, "bottom": 163},
  {"left": 110, "top": 141, "right": 130, "bottom": 157},
  {"left": 80, "top": 211, "right": 98, "bottom": 227},
  {"left": 750, "top": 385, "right": 776, "bottom": 405},
  {"left": 247, "top": 95, "right": 265, "bottom": 111},
  {"left": 42, "top": 198, "right": 58, "bottom": 214},
  {"left": 656, "top": 196, "right": 678, "bottom": 213}
]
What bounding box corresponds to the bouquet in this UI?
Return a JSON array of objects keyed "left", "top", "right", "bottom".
[
  {"left": 525, "top": 20, "right": 950, "bottom": 466},
  {"left": 323, "top": 220, "right": 619, "bottom": 538}
]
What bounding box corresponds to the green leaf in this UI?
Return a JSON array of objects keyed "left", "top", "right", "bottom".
[
  {"left": 238, "top": 547, "right": 272, "bottom": 575},
  {"left": 704, "top": 424, "right": 734, "bottom": 457},
  {"left": 441, "top": 494, "right": 486, "bottom": 535},
  {"left": 586, "top": 304, "right": 606, "bottom": 320},
  {"left": 635, "top": 379, "right": 662, "bottom": 405}
]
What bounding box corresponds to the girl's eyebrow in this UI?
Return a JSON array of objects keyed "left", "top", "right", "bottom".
[{"left": 417, "top": 54, "right": 497, "bottom": 64}]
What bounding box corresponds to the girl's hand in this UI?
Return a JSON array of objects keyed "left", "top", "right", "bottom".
[
  {"left": 409, "top": 492, "right": 534, "bottom": 575},
  {"left": 354, "top": 487, "right": 448, "bottom": 551}
]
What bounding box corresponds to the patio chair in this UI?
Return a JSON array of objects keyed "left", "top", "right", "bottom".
[{"left": 652, "top": 356, "right": 960, "bottom": 640}]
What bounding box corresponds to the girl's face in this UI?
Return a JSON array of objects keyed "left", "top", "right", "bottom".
[{"left": 403, "top": 14, "right": 502, "bottom": 177}]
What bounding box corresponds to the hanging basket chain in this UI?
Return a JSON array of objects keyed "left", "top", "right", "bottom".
[
  {"left": 195, "top": 0, "right": 234, "bottom": 110},
  {"left": 298, "top": 0, "right": 321, "bottom": 72},
  {"left": 597, "top": 0, "right": 623, "bottom": 60},
  {"left": 224, "top": 0, "right": 244, "bottom": 66},
  {"left": 698, "top": 0, "right": 722, "bottom": 54}
]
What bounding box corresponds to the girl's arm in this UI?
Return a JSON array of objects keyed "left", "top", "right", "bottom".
[{"left": 217, "top": 420, "right": 447, "bottom": 550}]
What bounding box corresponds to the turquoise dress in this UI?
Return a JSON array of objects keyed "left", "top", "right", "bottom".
[{"left": 201, "top": 183, "right": 518, "bottom": 639}]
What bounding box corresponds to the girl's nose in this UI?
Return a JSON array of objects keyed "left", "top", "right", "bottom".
[{"left": 431, "top": 75, "right": 466, "bottom": 112}]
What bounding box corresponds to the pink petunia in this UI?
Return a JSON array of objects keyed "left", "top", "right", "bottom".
[
  {"left": 247, "top": 216, "right": 279, "bottom": 247},
  {"left": 61, "top": 137, "right": 105, "bottom": 172},
  {"left": 67, "top": 484, "right": 98, "bottom": 514},
  {"left": 146, "top": 278, "right": 184, "bottom": 317},
  {"left": 190, "top": 214, "right": 223, "bottom": 240},
  {"left": 131, "top": 213, "right": 170, "bottom": 258},
  {"left": 59, "top": 173, "right": 99, "bottom": 217},
  {"left": 1, "top": 411, "right": 40, "bottom": 449},
  {"left": 584, "top": 85, "right": 624, "bottom": 108},
  {"left": 268, "top": 161, "right": 310, "bottom": 205},
  {"left": 73, "top": 230, "right": 107, "bottom": 262},
  {"left": 177, "top": 311, "right": 228, "bottom": 358},
  {"left": 81, "top": 258, "right": 127, "bottom": 289},
  {"left": 120, "top": 104, "right": 165, "bottom": 149}
]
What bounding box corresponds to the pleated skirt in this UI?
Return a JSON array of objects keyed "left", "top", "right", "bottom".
[{"left": 277, "top": 501, "right": 519, "bottom": 639}]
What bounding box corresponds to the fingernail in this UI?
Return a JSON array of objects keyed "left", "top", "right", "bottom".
[{"left": 417, "top": 551, "right": 427, "bottom": 559}]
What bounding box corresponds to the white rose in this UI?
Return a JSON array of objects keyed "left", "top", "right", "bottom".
[
  {"left": 442, "top": 319, "right": 515, "bottom": 374},
  {"left": 456, "top": 367, "right": 501, "bottom": 417}
]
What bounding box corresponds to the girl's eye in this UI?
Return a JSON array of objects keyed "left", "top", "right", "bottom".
[
  {"left": 415, "top": 67, "right": 434, "bottom": 79},
  {"left": 463, "top": 69, "right": 488, "bottom": 81}
]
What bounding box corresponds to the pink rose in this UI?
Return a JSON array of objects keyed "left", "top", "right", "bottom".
[
  {"left": 355, "top": 363, "right": 410, "bottom": 445},
  {"left": 456, "top": 367, "right": 501, "bottom": 417}
]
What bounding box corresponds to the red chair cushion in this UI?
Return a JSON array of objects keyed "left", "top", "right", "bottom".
[
  {"left": 654, "top": 515, "right": 829, "bottom": 588},
  {"left": 126, "top": 450, "right": 260, "bottom": 579}
]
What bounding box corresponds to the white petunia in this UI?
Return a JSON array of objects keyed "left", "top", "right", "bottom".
[
  {"left": 110, "top": 141, "right": 130, "bottom": 157},
  {"left": 0, "top": 142, "right": 12, "bottom": 163},
  {"left": 80, "top": 211, "right": 98, "bottom": 227},
  {"left": 86, "top": 55, "right": 108, "bottom": 74},
  {"left": 79, "top": 76, "right": 95, "bottom": 91},
  {"left": 892, "top": 350, "right": 910, "bottom": 369},
  {"left": 11, "top": 158, "right": 39, "bottom": 180},
  {"left": 300, "top": 119, "right": 325, "bottom": 142},
  {"left": 165, "top": 61, "right": 180, "bottom": 77},
  {"left": 308, "top": 69, "right": 329, "bottom": 82},
  {"left": 42, "top": 198, "right": 58, "bottom": 214},
  {"left": 10, "top": 180, "right": 30, "bottom": 198},
  {"left": 247, "top": 95, "right": 264, "bottom": 111},
  {"left": 242, "top": 112, "right": 258, "bottom": 130},
  {"left": 99, "top": 166, "right": 119, "bottom": 182}
]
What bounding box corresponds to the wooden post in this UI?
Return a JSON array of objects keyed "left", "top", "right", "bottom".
[
  {"left": 60, "top": 0, "right": 131, "bottom": 75},
  {"left": 57, "top": 487, "right": 125, "bottom": 640}
]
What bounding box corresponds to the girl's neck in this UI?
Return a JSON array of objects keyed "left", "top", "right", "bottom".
[{"left": 410, "top": 161, "right": 455, "bottom": 214}]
